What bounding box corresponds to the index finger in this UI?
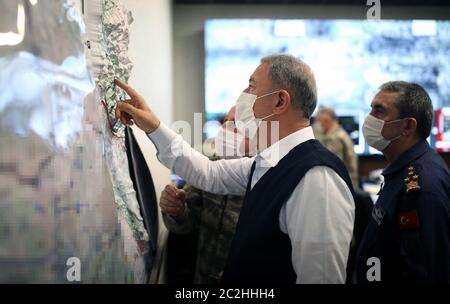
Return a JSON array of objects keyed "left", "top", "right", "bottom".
[{"left": 115, "top": 79, "right": 138, "bottom": 98}]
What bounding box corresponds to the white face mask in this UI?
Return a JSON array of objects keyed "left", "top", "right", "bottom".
[
  {"left": 214, "top": 121, "right": 256, "bottom": 159},
  {"left": 362, "top": 114, "right": 405, "bottom": 151},
  {"left": 234, "top": 91, "right": 279, "bottom": 140}
]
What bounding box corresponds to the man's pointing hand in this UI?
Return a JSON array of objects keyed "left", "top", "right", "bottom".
[{"left": 114, "top": 79, "right": 160, "bottom": 133}]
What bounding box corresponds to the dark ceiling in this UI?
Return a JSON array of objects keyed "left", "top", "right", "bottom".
[{"left": 174, "top": 0, "right": 450, "bottom": 5}]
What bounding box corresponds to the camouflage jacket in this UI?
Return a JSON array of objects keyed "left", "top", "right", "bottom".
[
  {"left": 163, "top": 185, "right": 244, "bottom": 284},
  {"left": 318, "top": 124, "right": 359, "bottom": 187}
]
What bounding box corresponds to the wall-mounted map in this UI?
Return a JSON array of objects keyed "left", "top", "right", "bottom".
[{"left": 0, "top": 0, "right": 154, "bottom": 283}]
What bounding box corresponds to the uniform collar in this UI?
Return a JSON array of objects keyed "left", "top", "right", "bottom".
[
  {"left": 382, "top": 140, "right": 430, "bottom": 176},
  {"left": 256, "top": 126, "right": 315, "bottom": 168},
  {"left": 326, "top": 123, "right": 339, "bottom": 135},
  {"left": 322, "top": 124, "right": 342, "bottom": 140}
]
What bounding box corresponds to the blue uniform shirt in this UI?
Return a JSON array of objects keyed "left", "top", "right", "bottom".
[{"left": 356, "top": 140, "right": 450, "bottom": 283}]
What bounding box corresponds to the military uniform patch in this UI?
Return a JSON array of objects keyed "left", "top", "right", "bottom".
[
  {"left": 404, "top": 164, "right": 421, "bottom": 193},
  {"left": 398, "top": 211, "right": 420, "bottom": 230},
  {"left": 372, "top": 204, "right": 385, "bottom": 225}
]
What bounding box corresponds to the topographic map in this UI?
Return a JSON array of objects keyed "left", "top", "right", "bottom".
[{"left": 0, "top": 0, "right": 150, "bottom": 283}]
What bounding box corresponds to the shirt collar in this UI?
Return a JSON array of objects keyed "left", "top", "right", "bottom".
[
  {"left": 256, "top": 126, "right": 315, "bottom": 168},
  {"left": 382, "top": 140, "right": 431, "bottom": 176}
]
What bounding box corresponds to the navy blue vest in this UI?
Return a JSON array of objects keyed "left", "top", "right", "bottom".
[{"left": 222, "top": 139, "right": 355, "bottom": 284}]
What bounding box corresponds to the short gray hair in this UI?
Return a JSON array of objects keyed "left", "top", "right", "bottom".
[
  {"left": 261, "top": 54, "right": 317, "bottom": 119},
  {"left": 379, "top": 81, "right": 433, "bottom": 140}
]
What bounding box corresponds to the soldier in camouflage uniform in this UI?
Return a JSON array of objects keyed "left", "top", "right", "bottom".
[
  {"left": 162, "top": 183, "right": 244, "bottom": 283},
  {"left": 160, "top": 106, "right": 247, "bottom": 284},
  {"left": 315, "top": 107, "right": 359, "bottom": 187}
]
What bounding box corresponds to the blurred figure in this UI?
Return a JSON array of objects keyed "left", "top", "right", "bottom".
[
  {"left": 315, "top": 107, "right": 372, "bottom": 283},
  {"left": 160, "top": 106, "right": 247, "bottom": 284},
  {"left": 311, "top": 114, "right": 324, "bottom": 142},
  {"left": 316, "top": 107, "right": 359, "bottom": 187}
]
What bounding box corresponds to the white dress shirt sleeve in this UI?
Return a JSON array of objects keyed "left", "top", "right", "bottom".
[
  {"left": 279, "top": 166, "right": 355, "bottom": 284},
  {"left": 147, "top": 122, "right": 253, "bottom": 195}
]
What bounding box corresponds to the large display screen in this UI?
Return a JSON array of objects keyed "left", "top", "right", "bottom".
[{"left": 204, "top": 19, "right": 450, "bottom": 154}]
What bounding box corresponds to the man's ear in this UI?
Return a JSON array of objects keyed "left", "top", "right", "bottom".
[
  {"left": 273, "top": 89, "right": 291, "bottom": 115},
  {"left": 403, "top": 117, "right": 417, "bottom": 136}
]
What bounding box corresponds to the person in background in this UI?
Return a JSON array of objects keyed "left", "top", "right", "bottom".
[
  {"left": 315, "top": 107, "right": 359, "bottom": 188},
  {"left": 356, "top": 81, "right": 450, "bottom": 283},
  {"left": 160, "top": 106, "right": 248, "bottom": 284}
]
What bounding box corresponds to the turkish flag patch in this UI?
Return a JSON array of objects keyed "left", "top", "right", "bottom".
[{"left": 398, "top": 211, "right": 420, "bottom": 230}]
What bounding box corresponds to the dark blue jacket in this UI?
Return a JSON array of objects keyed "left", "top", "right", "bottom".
[
  {"left": 222, "top": 139, "right": 355, "bottom": 284},
  {"left": 356, "top": 140, "right": 450, "bottom": 283}
]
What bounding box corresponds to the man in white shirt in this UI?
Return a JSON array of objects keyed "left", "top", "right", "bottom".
[{"left": 115, "top": 54, "right": 355, "bottom": 284}]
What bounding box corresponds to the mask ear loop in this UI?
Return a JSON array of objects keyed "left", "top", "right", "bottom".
[
  {"left": 384, "top": 117, "right": 410, "bottom": 125},
  {"left": 256, "top": 90, "right": 283, "bottom": 120},
  {"left": 384, "top": 117, "right": 410, "bottom": 141},
  {"left": 255, "top": 89, "right": 282, "bottom": 100}
]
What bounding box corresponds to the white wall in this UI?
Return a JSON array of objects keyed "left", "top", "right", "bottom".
[
  {"left": 122, "top": 0, "right": 173, "bottom": 283},
  {"left": 124, "top": 0, "right": 173, "bottom": 125},
  {"left": 173, "top": 4, "right": 450, "bottom": 131},
  {"left": 122, "top": 0, "right": 173, "bottom": 197}
]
